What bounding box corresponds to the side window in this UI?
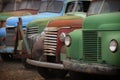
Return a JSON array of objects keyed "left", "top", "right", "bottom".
[
  {"left": 65, "top": 1, "right": 90, "bottom": 13},
  {"left": 82, "top": 1, "right": 91, "bottom": 12},
  {"left": 65, "top": 2, "right": 75, "bottom": 13},
  {"left": 100, "top": 2, "right": 110, "bottom": 13}
]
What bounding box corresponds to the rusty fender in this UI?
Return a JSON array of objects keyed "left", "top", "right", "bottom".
[
  {"left": 26, "top": 58, "right": 64, "bottom": 70},
  {"left": 63, "top": 59, "right": 120, "bottom": 75}
]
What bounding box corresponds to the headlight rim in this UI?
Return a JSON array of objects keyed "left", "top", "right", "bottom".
[
  {"left": 59, "top": 32, "right": 66, "bottom": 42},
  {"left": 109, "top": 39, "right": 118, "bottom": 53},
  {"left": 64, "top": 35, "right": 71, "bottom": 47}
]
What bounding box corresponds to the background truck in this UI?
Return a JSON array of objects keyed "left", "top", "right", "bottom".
[
  {"left": 6, "top": 0, "right": 84, "bottom": 28},
  {"left": 0, "top": 0, "right": 72, "bottom": 59},
  {"left": 62, "top": 0, "right": 120, "bottom": 79},
  {"left": 0, "top": 0, "right": 90, "bottom": 60},
  {"left": 0, "top": 0, "right": 41, "bottom": 28},
  {"left": 0, "top": 0, "right": 41, "bottom": 60},
  {"left": 26, "top": 0, "right": 91, "bottom": 79}
]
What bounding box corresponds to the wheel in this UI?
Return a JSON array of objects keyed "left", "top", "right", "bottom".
[
  {"left": 69, "top": 71, "right": 90, "bottom": 80},
  {"left": 1, "top": 54, "right": 13, "bottom": 61},
  {"left": 91, "top": 74, "right": 120, "bottom": 80},
  {"left": 38, "top": 67, "right": 67, "bottom": 79},
  {"left": 21, "top": 58, "right": 35, "bottom": 69},
  {"left": 31, "top": 35, "right": 44, "bottom": 61}
]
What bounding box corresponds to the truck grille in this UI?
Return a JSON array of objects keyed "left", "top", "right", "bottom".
[
  {"left": 5, "top": 28, "right": 16, "bottom": 46},
  {"left": 27, "top": 27, "right": 39, "bottom": 49},
  {"left": 27, "top": 27, "right": 39, "bottom": 37},
  {"left": 83, "top": 31, "right": 101, "bottom": 62},
  {"left": 44, "top": 28, "right": 58, "bottom": 56}
]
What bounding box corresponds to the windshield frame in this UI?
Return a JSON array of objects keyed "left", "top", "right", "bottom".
[{"left": 38, "top": 1, "right": 64, "bottom": 13}]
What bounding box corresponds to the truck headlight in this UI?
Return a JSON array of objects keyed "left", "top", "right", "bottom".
[
  {"left": 59, "top": 32, "right": 66, "bottom": 42},
  {"left": 64, "top": 35, "right": 71, "bottom": 47},
  {"left": 109, "top": 39, "right": 118, "bottom": 53}
]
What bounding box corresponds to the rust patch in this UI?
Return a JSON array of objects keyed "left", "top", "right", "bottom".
[{"left": 48, "top": 19, "right": 83, "bottom": 28}]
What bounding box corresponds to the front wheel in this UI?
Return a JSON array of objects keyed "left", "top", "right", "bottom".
[
  {"left": 69, "top": 71, "right": 90, "bottom": 80},
  {"left": 22, "top": 58, "right": 35, "bottom": 69},
  {"left": 1, "top": 54, "right": 13, "bottom": 61},
  {"left": 38, "top": 67, "right": 67, "bottom": 79}
]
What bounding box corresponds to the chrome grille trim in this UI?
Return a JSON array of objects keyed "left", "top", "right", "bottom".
[
  {"left": 44, "top": 37, "right": 57, "bottom": 40},
  {"left": 44, "top": 28, "right": 58, "bottom": 56},
  {"left": 44, "top": 43, "right": 57, "bottom": 46},
  {"left": 27, "top": 27, "right": 39, "bottom": 37},
  {"left": 6, "top": 28, "right": 16, "bottom": 46},
  {"left": 44, "top": 40, "right": 57, "bottom": 43},
  {"left": 26, "top": 27, "right": 39, "bottom": 49},
  {"left": 44, "top": 45, "right": 56, "bottom": 48}
]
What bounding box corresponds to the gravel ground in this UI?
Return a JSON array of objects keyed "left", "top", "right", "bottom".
[
  {"left": 0, "top": 56, "right": 119, "bottom": 80},
  {"left": 0, "top": 56, "right": 69, "bottom": 80},
  {"left": 0, "top": 57, "right": 44, "bottom": 80}
]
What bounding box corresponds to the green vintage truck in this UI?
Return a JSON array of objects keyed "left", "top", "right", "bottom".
[{"left": 63, "top": 0, "right": 120, "bottom": 79}]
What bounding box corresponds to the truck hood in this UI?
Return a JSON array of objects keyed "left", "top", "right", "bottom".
[
  {"left": 65, "top": 12, "right": 86, "bottom": 18},
  {"left": 83, "top": 12, "right": 120, "bottom": 30},
  {"left": 0, "top": 11, "right": 31, "bottom": 21},
  {"left": 6, "top": 12, "right": 62, "bottom": 28},
  {"left": 27, "top": 12, "right": 86, "bottom": 33},
  {"left": 47, "top": 16, "right": 84, "bottom": 28}
]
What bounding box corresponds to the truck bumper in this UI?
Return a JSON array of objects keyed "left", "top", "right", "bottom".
[
  {"left": 0, "top": 47, "right": 14, "bottom": 53},
  {"left": 26, "top": 58, "right": 65, "bottom": 70},
  {"left": 63, "top": 59, "right": 120, "bottom": 75}
]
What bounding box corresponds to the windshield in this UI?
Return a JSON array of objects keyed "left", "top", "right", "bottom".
[
  {"left": 65, "top": 1, "right": 90, "bottom": 13},
  {"left": 3, "top": 0, "right": 41, "bottom": 12},
  {"left": 19, "top": 0, "right": 41, "bottom": 10},
  {"left": 88, "top": 0, "right": 120, "bottom": 15},
  {"left": 3, "top": 0, "right": 18, "bottom": 11},
  {"left": 39, "top": 1, "right": 63, "bottom": 13}
]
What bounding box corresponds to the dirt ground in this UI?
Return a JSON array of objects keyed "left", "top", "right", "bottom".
[
  {"left": 0, "top": 56, "right": 69, "bottom": 80},
  {"left": 0, "top": 56, "right": 120, "bottom": 80}
]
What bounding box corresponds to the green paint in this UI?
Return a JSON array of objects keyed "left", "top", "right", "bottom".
[
  {"left": 66, "top": 29, "right": 83, "bottom": 60},
  {"left": 101, "top": 31, "right": 120, "bottom": 66},
  {"left": 83, "top": 13, "right": 120, "bottom": 30},
  {"left": 65, "top": 12, "right": 120, "bottom": 67}
]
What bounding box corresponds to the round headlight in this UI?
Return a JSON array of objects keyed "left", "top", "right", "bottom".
[
  {"left": 64, "top": 35, "right": 71, "bottom": 47},
  {"left": 59, "top": 32, "right": 66, "bottom": 42},
  {"left": 109, "top": 39, "right": 118, "bottom": 53}
]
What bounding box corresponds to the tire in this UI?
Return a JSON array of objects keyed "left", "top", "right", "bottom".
[
  {"left": 21, "top": 58, "right": 35, "bottom": 69},
  {"left": 1, "top": 54, "right": 13, "bottom": 61},
  {"left": 38, "top": 67, "right": 67, "bottom": 79},
  {"left": 31, "top": 36, "right": 44, "bottom": 61},
  {"left": 69, "top": 71, "right": 90, "bottom": 80}
]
